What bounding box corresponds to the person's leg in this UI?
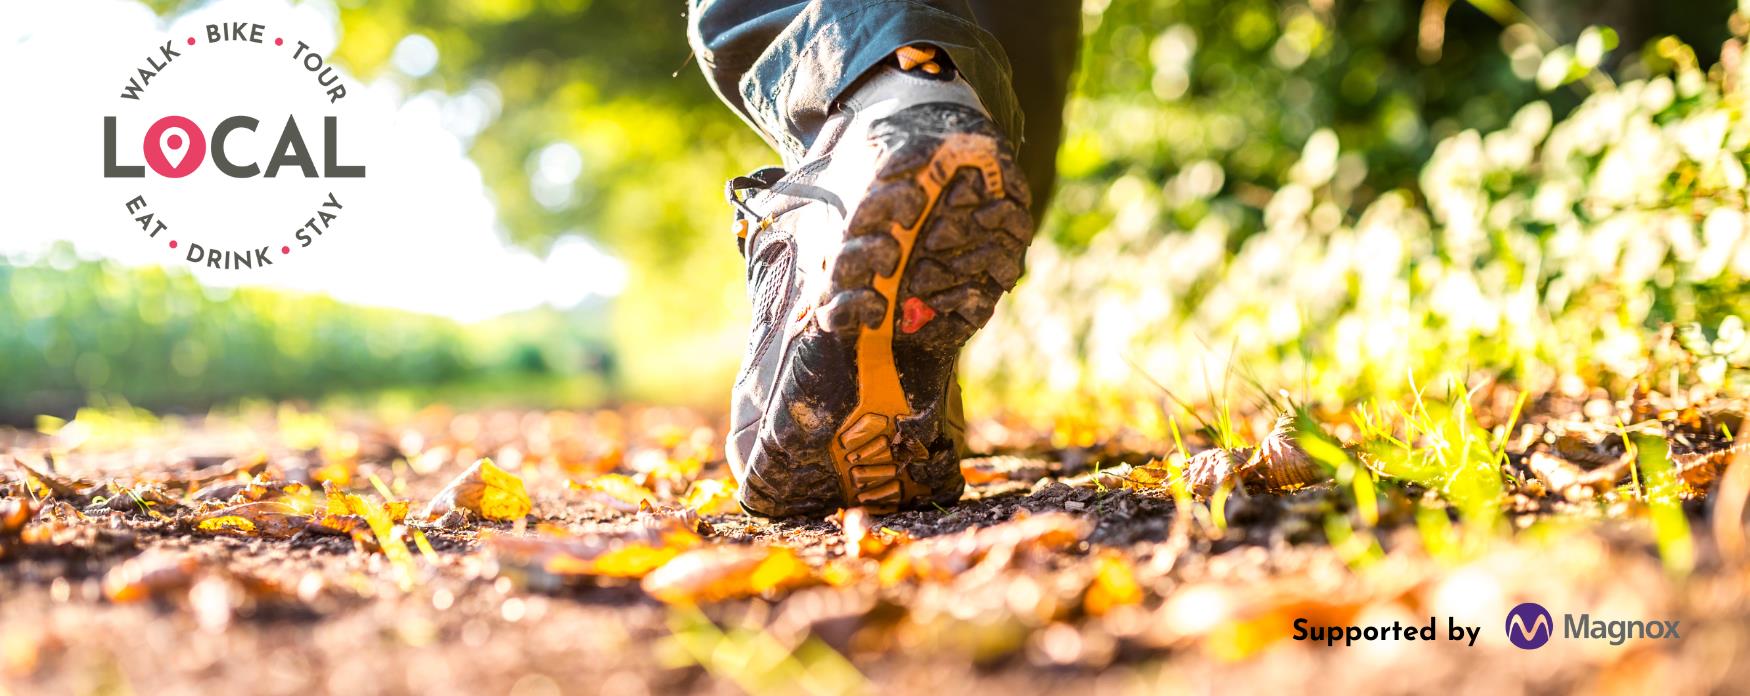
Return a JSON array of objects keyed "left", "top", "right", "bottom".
[
  {"left": 688, "top": 0, "right": 1077, "bottom": 214},
  {"left": 689, "top": 1, "right": 1079, "bottom": 517},
  {"left": 963, "top": 1, "right": 1080, "bottom": 217}
]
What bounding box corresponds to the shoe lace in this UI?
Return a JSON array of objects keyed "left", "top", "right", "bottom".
[{"left": 725, "top": 166, "right": 785, "bottom": 255}]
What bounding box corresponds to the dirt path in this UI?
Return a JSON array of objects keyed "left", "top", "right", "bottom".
[{"left": 4, "top": 406, "right": 1750, "bottom": 696}]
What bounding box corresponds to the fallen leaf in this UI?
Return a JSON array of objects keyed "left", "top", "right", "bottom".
[
  {"left": 1083, "top": 552, "right": 1143, "bottom": 616},
  {"left": 1671, "top": 442, "right": 1750, "bottom": 492},
  {"left": 960, "top": 456, "right": 1052, "bottom": 486},
  {"left": 10, "top": 455, "right": 93, "bottom": 500},
  {"left": 582, "top": 543, "right": 689, "bottom": 578},
  {"left": 1187, "top": 448, "right": 1249, "bottom": 498},
  {"left": 678, "top": 478, "right": 739, "bottom": 514},
  {"left": 195, "top": 502, "right": 307, "bottom": 538},
  {"left": 103, "top": 549, "right": 301, "bottom": 619},
  {"left": 638, "top": 455, "right": 703, "bottom": 494},
  {"left": 489, "top": 507, "right": 706, "bottom": 583},
  {"left": 190, "top": 481, "right": 250, "bottom": 502},
  {"left": 0, "top": 498, "right": 36, "bottom": 537},
  {"left": 192, "top": 475, "right": 309, "bottom": 505},
  {"left": 311, "top": 461, "right": 352, "bottom": 487},
  {"left": 878, "top": 512, "right": 1088, "bottom": 585},
  {"left": 1527, "top": 450, "right": 1630, "bottom": 502},
  {"left": 423, "top": 458, "right": 531, "bottom": 522},
  {"left": 1113, "top": 460, "right": 1174, "bottom": 490},
  {"left": 569, "top": 473, "right": 656, "bottom": 512},
  {"left": 322, "top": 484, "right": 408, "bottom": 522},
  {"left": 641, "top": 544, "right": 815, "bottom": 604},
  {"left": 306, "top": 513, "right": 377, "bottom": 551},
  {"left": 1250, "top": 416, "right": 1328, "bottom": 492},
  {"left": 960, "top": 463, "right": 1009, "bottom": 485},
  {"left": 101, "top": 485, "right": 180, "bottom": 515},
  {"left": 104, "top": 550, "right": 201, "bottom": 602},
  {"left": 839, "top": 507, "right": 909, "bottom": 560}
]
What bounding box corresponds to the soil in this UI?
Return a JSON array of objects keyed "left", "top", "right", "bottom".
[{"left": 3, "top": 404, "right": 1750, "bottom": 696}]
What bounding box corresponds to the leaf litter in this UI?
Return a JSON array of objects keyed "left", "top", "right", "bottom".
[{"left": 3, "top": 385, "right": 1750, "bottom": 694}]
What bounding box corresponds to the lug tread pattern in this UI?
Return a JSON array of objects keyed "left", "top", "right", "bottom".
[{"left": 739, "top": 102, "right": 1033, "bottom": 517}]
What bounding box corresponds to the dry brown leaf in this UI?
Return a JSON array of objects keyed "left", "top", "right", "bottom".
[
  {"left": 10, "top": 455, "right": 93, "bottom": 500},
  {"left": 306, "top": 513, "right": 377, "bottom": 551},
  {"left": 1251, "top": 416, "right": 1327, "bottom": 492},
  {"left": 1527, "top": 450, "right": 1630, "bottom": 501},
  {"left": 166, "top": 453, "right": 269, "bottom": 489},
  {"left": 960, "top": 461, "right": 1010, "bottom": 485},
  {"left": 102, "top": 485, "right": 181, "bottom": 514},
  {"left": 1111, "top": 461, "right": 1173, "bottom": 490},
  {"left": 1673, "top": 442, "right": 1750, "bottom": 492},
  {"left": 195, "top": 502, "right": 307, "bottom": 538},
  {"left": 1187, "top": 448, "right": 1249, "bottom": 498},
  {"left": 103, "top": 550, "right": 202, "bottom": 602},
  {"left": 191, "top": 475, "right": 309, "bottom": 505},
  {"left": 423, "top": 458, "right": 531, "bottom": 522},
  {"left": 103, "top": 549, "right": 299, "bottom": 624},
  {"left": 878, "top": 511, "right": 1088, "bottom": 585}
]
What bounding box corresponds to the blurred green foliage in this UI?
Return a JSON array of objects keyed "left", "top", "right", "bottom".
[
  {"left": 317, "top": 0, "right": 769, "bottom": 398},
  {"left": 0, "top": 247, "right": 613, "bottom": 422},
  {"left": 969, "top": 0, "right": 1750, "bottom": 430},
  {"left": 11, "top": 0, "right": 1750, "bottom": 421}
]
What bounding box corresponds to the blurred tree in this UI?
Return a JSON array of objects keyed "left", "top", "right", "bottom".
[{"left": 107, "top": 0, "right": 1744, "bottom": 410}]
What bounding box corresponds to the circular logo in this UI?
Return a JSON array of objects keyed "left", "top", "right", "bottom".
[
  {"left": 101, "top": 19, "right": 371, "bottom": 271},
  {"left": 1505, "top": 602, "right": 1553, "bottom": 649}
]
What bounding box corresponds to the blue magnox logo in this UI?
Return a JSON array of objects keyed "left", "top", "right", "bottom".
[{"left": 1505, "top": 602, "right": 1553, "bottom": 649}]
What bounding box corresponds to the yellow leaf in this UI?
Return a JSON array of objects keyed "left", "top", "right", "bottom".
[
  {"left": 569, "top": 474, "right": 655, "bottom": 512},
  {"left": 643, "top": 456, "right": 703, "bottom": 487},
  {"left": 194, "top": 502, "right": 306, "bottom": 538},
  {"left": 582, "top": 544, "right": 685, "bottom": 578},
  {"left": 411, "top": 528, "right": 439, "bottom": 563},
  {"left": 641, "top": 545, "right": 814, "bottom": 605},
  {"left": 423, "top": 458, "right": 532, "bottom": 522},
  {"left": 353, "top": 492, "right": 418, "bottom": 590},
  {"left": 818, "top": 559, "right": 858, "bottom": 587},
  {"left": 840, "top": 507, "right": 908, "bottom": 560},
  {"left": 1121, "top": 461, "right": 1175, "bottom": 490},
  {"left": 197, "top": 516, "right": 257, "bottom": 534},
  {"left": 324, "top": 485, "right": 369, "bottom": 517},
  {"left": 312, "top": 461, "right": 352, "bottom": 487},
  {"left": 489, "top": 513, "right": 704, "bottom": 582},
  {"left": 678, "top": 478, "right": 738, "bottom": 514},
  {"left": 1083, "top": 552, "right": 1143, "bottom": 616}
]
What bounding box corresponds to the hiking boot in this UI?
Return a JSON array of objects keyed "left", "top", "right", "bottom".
[{"left": 723, "top": 45, "right": 1034, "bottom": 517}]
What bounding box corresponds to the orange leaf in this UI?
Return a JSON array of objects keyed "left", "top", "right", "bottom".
[{"left": 641, "top": 545, "right": 814, "bottom": 604}]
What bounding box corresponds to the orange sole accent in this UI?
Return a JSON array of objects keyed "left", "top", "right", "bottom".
[{"left": 827, "top": 133, "right": 1005, "bottom": 512}]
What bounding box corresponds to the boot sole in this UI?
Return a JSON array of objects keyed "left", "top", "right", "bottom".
[{"left": 813, "top": 103, "right": 1033, "bottom": 513}]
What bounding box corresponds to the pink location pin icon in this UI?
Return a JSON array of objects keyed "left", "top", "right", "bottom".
[
  {"left": 143, "top": 116, "right": 206, "bottom": 178},
  {"left": 162, "top": 130, "right": 188, "bottom": 168}
]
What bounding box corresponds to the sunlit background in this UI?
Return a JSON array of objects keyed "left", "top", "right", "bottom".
[{"left": 4, "top": 0, "right": 1750, "bottom": 430}]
